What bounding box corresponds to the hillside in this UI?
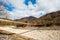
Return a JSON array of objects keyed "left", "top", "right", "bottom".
[
  {"left": 14, "top": 11, "right": 60, "bottom": 27},
  {"left": 29, "top": 11, "right": 60, "bottom": 27},
  {"left": 14, "top": 16, "right": 37, "bottom": 23}
]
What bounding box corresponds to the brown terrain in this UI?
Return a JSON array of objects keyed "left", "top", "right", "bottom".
[
  {"left": 14, "top": 11, "right": 60, "bottom": 29},
  {"left": 22, "top": 11, "right": 60, "bottom": 26},
  {"left": 14, "top": 16, "right": 37, "bottom": 23}
]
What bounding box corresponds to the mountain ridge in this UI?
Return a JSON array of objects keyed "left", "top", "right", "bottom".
[{"left": 14, "top": 11, "right": 60, "bottom": 27}]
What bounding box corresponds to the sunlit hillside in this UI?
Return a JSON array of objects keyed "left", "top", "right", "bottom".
[{"left": 28, "top": 11, "right": 60, "bottom": 27}]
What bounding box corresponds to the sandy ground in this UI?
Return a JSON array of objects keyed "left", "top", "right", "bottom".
[
  {"left": 0, "top": 26, "right": 60, "bottom": 40},
  {"left": 21, "top": 30, "right": 60, "bottom": 40},
  {"left": 0, "top": 27, "right": 29, "bottom": 34}
]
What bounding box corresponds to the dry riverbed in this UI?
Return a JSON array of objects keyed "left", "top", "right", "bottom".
[{"left": 0, "top": 26, "right": 60, "bottom": 40}]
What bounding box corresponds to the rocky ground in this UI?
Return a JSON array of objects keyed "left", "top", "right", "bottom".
[
  {"left": 0, "top": 34, "right": 34, "bottom": 40},
  {"left": 21, "top": 30, "right": 60, "bottom": 40},
  {"left": 0, "top": 30, "right": 35, "bottom": 40},
  {"left": 0, "top": 26, "right": 60, "bottom": 40}
]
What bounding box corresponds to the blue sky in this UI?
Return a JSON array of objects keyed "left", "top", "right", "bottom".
[
  {"left": 0, "top": 0, "right": 14, "bottom": 11},
  {"left": 1, "top": 0, "right": 60, "bottom": 20},
  {"left": 24, "top": 0, "right": 36, "bottom": 6},
  {"left": 3, "top": 3, "right": 14, "bottom": 11}
]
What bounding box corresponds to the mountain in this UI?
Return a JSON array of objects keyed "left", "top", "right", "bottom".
[
  {"left": 14, "top": 16, "right": 37, "bottom": 23},
  {"left": 29, "top": 11, "right": 60, "bottom": 26},
  {"left": 14, "top": 11, "right": 60, "bottom": 27}
]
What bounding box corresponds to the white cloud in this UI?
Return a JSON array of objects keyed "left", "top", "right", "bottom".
[
  {"left": 3, "top": 0, "right": 60, "bottom": 20},
  {"left": 37, "top": 0, "right": 60, "bottom": 12}
]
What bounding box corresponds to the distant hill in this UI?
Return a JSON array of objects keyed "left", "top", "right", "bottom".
[
  {"left": 29, "top": 11, "right": 60, "bottom": 26},
  {"left": 14, "top": 11, "right": 60, "bottom": 27},
  {"left": 14, "top": 16, "right": 37, "bottom": 23}
]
